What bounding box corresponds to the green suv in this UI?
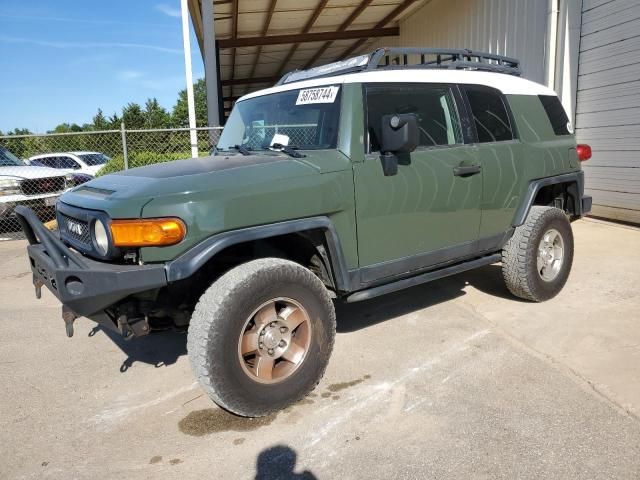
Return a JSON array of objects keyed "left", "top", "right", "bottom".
[{"left": 17, "top": 48, "right": 592, "bottom": 417}]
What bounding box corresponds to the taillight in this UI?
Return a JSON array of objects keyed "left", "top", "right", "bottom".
[{"left": 576, "top": 144, "right": 592, "bottom": 162}]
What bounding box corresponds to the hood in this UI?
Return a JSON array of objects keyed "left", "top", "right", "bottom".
[
  {"left": 113, "top": 153, "right": 316, "bottom": 179},
  {"left": 0, "top": 165, "right": 67, "bottom": 180},
  {"left": 58, "top": 153, "right": 334, "bottom": 214}
]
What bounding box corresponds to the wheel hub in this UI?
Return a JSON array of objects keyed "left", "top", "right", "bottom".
[
  {"left": 536, "top": 228, "right": 564, "bottom": 282},
  {"left": 237, "top": 298, "right": 312, "bottom": 384},
  {"left": 258, "top": 321, "right": 291, "bottom": 357}
]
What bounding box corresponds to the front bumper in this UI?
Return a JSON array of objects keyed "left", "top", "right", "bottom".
[
  {"left": 14, "top": 206, "right": 167, "bottom": 318},
  {"left": 0, "top": 194, "right": 60, "bottom": 219}
]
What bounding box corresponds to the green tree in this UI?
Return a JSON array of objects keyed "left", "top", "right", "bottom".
[
  {"left": 172, "top": 78, "right": 209, "bottom": 127},
  {"left": 108, "top": 113, "right": 121, "bottom": 129},
  {"left": 143, "top": 98, "right": 171, "bottom": 129},
  {"left": 50, "top": 123, "right": 84, "bottom": 133},
  {"left": 121, "top": 102, "right": 145, "bottom": 129},
  {"left": 92, "top": 109, "right": 110, "bottom": 130}
]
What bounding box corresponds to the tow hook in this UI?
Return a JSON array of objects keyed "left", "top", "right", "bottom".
[
  {"left": 62, "top": 305, "right": 78, "bottom": 338},
  {"left": 33, "top": 276, "right": 44, "bottom": 299},
  {"left": 117, "top": 315, "right": 150, "bottom": 340}
]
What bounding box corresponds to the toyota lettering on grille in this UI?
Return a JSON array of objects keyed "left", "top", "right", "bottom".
[{"left": 67, "top": 219, "right": 84, "bottom": 235}]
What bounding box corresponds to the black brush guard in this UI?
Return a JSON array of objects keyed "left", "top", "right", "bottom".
[{"left": 14, "top": 206, "right": 167, "bottom": 333}]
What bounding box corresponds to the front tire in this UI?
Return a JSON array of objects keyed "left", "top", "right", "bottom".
[
  {"left": 187, "top": 258, "right": 336, "bottom": 417},
  {"left": 502, "top": 206, "right": 574, "bottom": 302}
]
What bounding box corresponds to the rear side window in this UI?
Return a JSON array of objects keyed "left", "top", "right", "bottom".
[
  {"left": 59, "top": 157, "right": 79, "bottom": 169},
  {"left": 539, "top": 95, "right": 572, "bottom": 136},
  {"left": 465, "top": 87, "right": 514, "bottom": 143},
  {"left": 38, "top": 157, "right": 55, "bottom": 167}
]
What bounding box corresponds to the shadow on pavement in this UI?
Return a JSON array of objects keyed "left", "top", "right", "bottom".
[
  {"left": 88, "top": 264, "right": 516, "bottom": 370},
  {"left": 89, "top": 326, "right": 187, "bottom": 373},
  {"left": 255, "top": 445, "right": 317, "bottom": 480},
  {"left": 336, "top": 263, "right": 517, "bottom": 333}
]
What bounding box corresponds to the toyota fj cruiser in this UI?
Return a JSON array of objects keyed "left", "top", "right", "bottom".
[{"left": 17, "top": 48, "right": 592, "bottom": 417}]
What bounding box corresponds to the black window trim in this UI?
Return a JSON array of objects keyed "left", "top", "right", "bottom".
[
  {"left": 459, "top": 84, "right": 519, "bottom": 145},
  {"left": 362, "top": 82, "right": 469, "bottom": 155},
  {"left": 538, "top": 94, "right": 572, "bottom": 137}
]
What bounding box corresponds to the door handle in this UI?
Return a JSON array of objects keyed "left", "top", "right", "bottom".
[{"left": 453, "top": 165, "right": 482, "bottom": 177}]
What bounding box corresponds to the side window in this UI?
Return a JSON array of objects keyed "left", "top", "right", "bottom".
[
  {"left": 539, "top": 95, "right": 572, "bottom": 136},
  {"left": 59, "top": 156, "right": 79, "bottom": 169},
  {"left": 365, "top": 84, "right": 463, "bottom": 152},
  {"left": 465, "top": 87, "right": 514, "bottom": 143},
  {"left": 39, "top": 157, "right": 55, "bottom": 167}
]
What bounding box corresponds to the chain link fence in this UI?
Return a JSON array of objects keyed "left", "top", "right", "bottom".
[{"left": 0, "top": 126, "right": 222, "bottom": 240}]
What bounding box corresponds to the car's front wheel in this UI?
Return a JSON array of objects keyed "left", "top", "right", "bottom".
[{"left": 187, "top": 258, "right": 336, "bottom": 417}]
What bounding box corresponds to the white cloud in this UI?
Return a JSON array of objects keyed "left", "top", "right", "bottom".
[
  {"left": 118, "top": 70, "right": 144, "bottom": 81},
  {"left": 0, "top": 12, "right": 166, "bottom": 28},
  {"left": 155, "top": 3, "right": 182, "bottom": 18},
  {"left": 0, "top": 35, "right": 182, "bottom": 54},
  {"left": 116, "top": 70, "right": 185, "bottom": 91}
]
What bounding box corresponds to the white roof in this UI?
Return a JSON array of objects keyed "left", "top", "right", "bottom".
[
  {"left": 30, "top": 151, "right": 99, "bottom": 159},
  {"left": 238, "top": 69, "right": 556, "bottom": 103}
]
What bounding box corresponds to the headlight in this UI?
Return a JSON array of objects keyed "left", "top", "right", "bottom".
[
  {"left": 0, "top": 178, "right": 22, "bottom": 196},
  {"left": 93, "top": 219, "right": 109, "bottom": 255},
  {"left": 64, "top": 173, "right": 75, "bottom": 189}
]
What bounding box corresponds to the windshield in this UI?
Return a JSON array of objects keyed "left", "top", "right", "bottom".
[
  {"left": 0, "top": 147, "right": 26, "bottom": 166},
  {"left": 217, "top": 85, "right": 342, "bottom": 152},
  {"left": 77, "top": 153, "right": 110, "bottom": 166}
]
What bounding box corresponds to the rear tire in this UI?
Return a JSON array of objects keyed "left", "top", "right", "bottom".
[
  {"left": 187, "top": 258, "right": 336, "bottom": 417},
  {"left": 502, "top": 206, "right": 574, "bottom": 302}
]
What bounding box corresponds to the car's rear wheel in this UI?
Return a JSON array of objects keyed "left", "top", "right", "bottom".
[
  {"left": 187, "top": 258, "right": 335, "bottom": 417},
  {"left": 501, "top": 206, "right": 574, "bottom": 302}
]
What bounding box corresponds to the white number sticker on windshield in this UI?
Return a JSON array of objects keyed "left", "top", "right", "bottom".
[{"left": 296, "top": 86, "right": 340, "bottom": 105}]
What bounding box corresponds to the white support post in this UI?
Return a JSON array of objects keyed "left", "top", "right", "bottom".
[{"left": 181, "top": 0, "right": 199, "bottom": 158}]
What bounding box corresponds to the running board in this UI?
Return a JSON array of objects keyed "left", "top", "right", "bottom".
[{"left": 346, "top": 253, "right": 502, "bottom": 303}]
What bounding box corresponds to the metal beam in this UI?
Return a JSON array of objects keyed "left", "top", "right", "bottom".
[
  {"left": 303, "top": 0, "right": 373, "bottom": 69},
  {"left": 247, "top": 0, "right": 278, "bottom": 95},
  {"left": 221, "top": 76, "right": 279, "bottom": 86},
  {"left": 276, "top": 0, "right": 330, "bottom": 77},
  {"left": 187, "top": 0, "right": 204, "bottom": 55},
  {"left": 229, "top": 0, "right": 239, "bottom": 97},
  {"left": 340, "top": 0, "right": 418, "bottom": 60},
  {"left": 202, "top": 0, "right": 221, "bottom": 126},
  {"left": 218, "top": 27, "right": 399, "bottom": 48}
]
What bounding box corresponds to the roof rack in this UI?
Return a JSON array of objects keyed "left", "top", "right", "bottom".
[{"left": 277, "top": 47, "right": 521, "bottom": 85}]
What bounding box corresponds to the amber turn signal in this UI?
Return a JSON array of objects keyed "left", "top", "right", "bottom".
[{"left": 110, "top": 218, "right": 186, "bottom": 247}]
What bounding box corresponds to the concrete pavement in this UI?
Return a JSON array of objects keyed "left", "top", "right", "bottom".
[{"left": 1, "top": 218, "right": 639, "bottom": 479}]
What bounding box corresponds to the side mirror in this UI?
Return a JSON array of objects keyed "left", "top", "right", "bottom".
[
  {"left": 379, "top": 114, "right": 418, "bottom": 176},
  {"left": 381, "top": 114, "right": 419, "bottom": 154}
]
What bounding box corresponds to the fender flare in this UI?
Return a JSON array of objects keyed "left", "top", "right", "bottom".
[
  {"left": 512, "top": 171, "right": 585, "bottom": 227},
  {"left": 165, "top": 216, "right": 351, "bottom": 291}
]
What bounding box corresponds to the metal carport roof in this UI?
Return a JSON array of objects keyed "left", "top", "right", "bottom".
[{"left": 188, "top": 0, "right": 428, "bottom": 117}]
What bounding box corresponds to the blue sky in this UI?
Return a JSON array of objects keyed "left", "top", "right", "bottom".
[{"left": 0, "top": 0, "right": 204, "bottom": 132}]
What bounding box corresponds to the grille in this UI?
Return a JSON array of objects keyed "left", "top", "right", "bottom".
[
  {"left": 58, "top": 213, "right": 92, "bottom": 246},
  {"left": 21, "top": 177, "right": 65, "bottom": 196}
]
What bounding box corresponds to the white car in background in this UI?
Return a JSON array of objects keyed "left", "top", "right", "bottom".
[
  {"left": 29, "top": 151, "right": 110, "bottom": 176},
  {"left": 0, "top": 146, "right": 73, "bottom": 220}
]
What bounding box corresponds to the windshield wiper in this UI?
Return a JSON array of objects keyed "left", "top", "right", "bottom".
[
  {"left": 231, "top": 144, "right": 252, "bottom": 156},
  {"left": 267, "top": 143, "right": 306, "bottom": 158}
]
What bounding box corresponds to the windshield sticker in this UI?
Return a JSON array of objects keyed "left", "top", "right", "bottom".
[
  {"left": 270, "top": 133, "right": 290, "bottom": 147},
  {"left": 296, "top": 86, "right": 340, "bottom": 105}
]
